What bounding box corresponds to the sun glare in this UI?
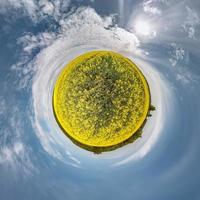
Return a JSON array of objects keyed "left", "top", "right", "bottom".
[
  {"left": 135, "top": 20, "right": 151, "bottom": 36},
  {"left": 134, "top": 19, "right": 156, "bottom": 38}
]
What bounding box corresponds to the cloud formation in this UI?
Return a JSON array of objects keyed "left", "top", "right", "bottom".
[{"left": 0, "top": 0, "right": 71, "bottom": 23}]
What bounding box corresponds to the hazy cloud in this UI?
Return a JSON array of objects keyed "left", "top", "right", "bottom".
[
  {"left": 143, "top": 0, "right": 162, "bottom": 15},
  {"left": 182, "top": 6, "right": 200, "bottom": 39},
  {"left": 0, "top": 0, "right": 71, "bottom": 23}
]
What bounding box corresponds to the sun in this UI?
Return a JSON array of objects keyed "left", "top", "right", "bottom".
[
  {"left": 135, "top": 20, "right": 151, "bottom": 36},
  {"left": 134, "top": 19, "right": 156, "bottom": 38},
  {"left": 53, "top": 51, "right": 151, "bottom": 153}
]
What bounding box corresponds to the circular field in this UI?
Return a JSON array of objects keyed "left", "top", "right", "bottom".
[{"left": 53, "top": 51, "right": 150, "bottom": 151}]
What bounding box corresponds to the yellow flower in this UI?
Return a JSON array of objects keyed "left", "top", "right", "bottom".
[{"left": 53, "top": 51, "right": 151, "bottom": 153}]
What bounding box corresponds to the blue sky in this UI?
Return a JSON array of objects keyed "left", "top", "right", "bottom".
[{"left": 0, "top": 0, "right": 200, "bottom": 199}]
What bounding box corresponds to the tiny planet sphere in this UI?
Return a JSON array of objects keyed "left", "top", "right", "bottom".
[{"left": 53, "top": 51, "right": 151, "bottom": 153}]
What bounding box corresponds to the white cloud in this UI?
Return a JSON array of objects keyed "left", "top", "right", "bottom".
[
  {"left": 0, "top": 0, "right": 38, "bottom": 20},
  {"left": 176, "top": 73, "right": 189, "bottom": 84},
  {"left": 143, "top": 0, "right": 162, "bottom": 15},
  {"left": 39, "top": 0, "right": 54, "bottom": 15},
  {"left": 0, "top": 97, "right": 6, "bottom": 116},
  {"left": 0, "top": 142, "right": 24, "bottom": 164},
  {"left": 0, "top": 141, "right": 36, "bottom": 176},
  {"left": 18, "top": 32, "right": 57, "bottom": 55},
  {"left": 11, "top": 32, "right": 57, "bottom": 89},
  {"left": 0, "top": 0, "right": 71, "bottom": 23},
  {"left": 169, "top": 43, "right": 199, "bottom": 85},
  {"left": 169, "top": 43, "right": 186, "bottom": 67},
  {"left": 0, "top": 102, "right": 37, "bottom": 176},
  {"left": 59, "top": 7, "right": 139, "bottom": 51},
  {"left": 182, "top": 6, "right": 200, "bottom": 39}
]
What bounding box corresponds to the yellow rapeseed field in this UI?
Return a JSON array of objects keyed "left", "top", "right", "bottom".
[{"left": 53, "top": 51, "right": 151, "bottom": 152}]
